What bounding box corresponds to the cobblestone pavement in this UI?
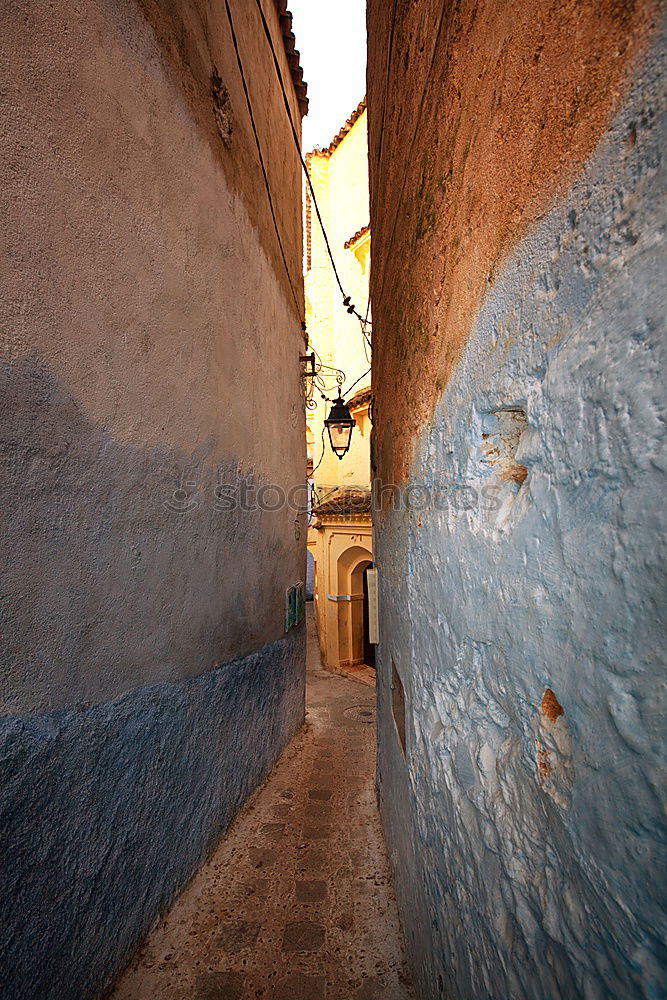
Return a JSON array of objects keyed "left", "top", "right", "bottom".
[{"left": 110, "top": 606, "right": 414, "bottom": 1000}]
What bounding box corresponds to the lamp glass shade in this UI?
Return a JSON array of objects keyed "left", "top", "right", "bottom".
[{"left": 325, "top": 397, "right": 355, "bottom": 460}]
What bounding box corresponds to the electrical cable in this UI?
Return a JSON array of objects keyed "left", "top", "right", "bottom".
[
  {"left": 251, "top": 0, "right": 372, "bottom": 340},
  {"left": 308, "top": 482, "right": 342, "bottom": 526},
  {"left": 317, "top": 486, "right": 339, "bottom": 504},
  {"left": 311, "top": 424, "right": 327, "bottom": 474},
  {"left": 223, "top": 0, "right": 302, "bottom": 323},
  {"left": 371, "top": 0, "right": 398, "bottom": 287},
  {"left": 357, "top": 298, "right": 373, "bottom": 351},
  {"left": 363, "top": 293, "right": 372, "bottom": 329},
  {"left": 348, "top": 0, "right": 396, "bottom": 355},
  {"left": 362, "top": 326, "right": 371, "bottom": 365},
  {"left": 344, "top": 366, "right": 372, "bottom": 400}
]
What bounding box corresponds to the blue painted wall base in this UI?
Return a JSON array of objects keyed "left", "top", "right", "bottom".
[{"left": 0, "top": 628, "right": 305, "bottom": 999}]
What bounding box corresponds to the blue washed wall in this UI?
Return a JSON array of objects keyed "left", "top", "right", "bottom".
[
  {"left": 376, "top": 35, "right": 666, "bottom": 1000},
  {"left": 0, "top": 628, "right": 304, "bottom": 999}
]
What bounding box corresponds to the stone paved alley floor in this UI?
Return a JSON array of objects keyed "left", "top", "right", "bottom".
[{"left": 111, "top": 606, "right": 414, "bottom": 1000}]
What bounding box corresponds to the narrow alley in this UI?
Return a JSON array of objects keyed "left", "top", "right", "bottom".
[
  {"left": 2, "top": 1, "right": 665, "bottom": 998},
  {"left": 110, "top": 607, "right": 413, "bottom": 1000}
]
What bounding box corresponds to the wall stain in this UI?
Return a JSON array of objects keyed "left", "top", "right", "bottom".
[
  {"left": 0, "top": 357, "right": 299, "bottom": 713},
  {"left": 211, "top": 67, "right": 233, "bottom": 147},
  {"left": 368, "top": 0, "right": 660, "bottom": 485},
  {"left": 541, "top": 687, "right": 564, "bottom": 722}
]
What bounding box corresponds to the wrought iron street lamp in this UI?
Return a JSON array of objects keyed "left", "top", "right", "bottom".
[{"left": 324, "top": 394, "right": 355, "bottom": 460}]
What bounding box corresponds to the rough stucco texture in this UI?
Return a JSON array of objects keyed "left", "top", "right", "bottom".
[
  {"left": 1, "top": 0, "right": 305, "bottom": 712},
  {"left": 368, "top": 0, "right": 659, "bottom": 484},
  {"left": 368, "top": 8, "right": 667, "bottom": 1000},
  {"left": 0, "top": 0, "right": 307, "bottom": 996},
  {"left": 0, "top": 630, "right": 304, "bottom": 999}
]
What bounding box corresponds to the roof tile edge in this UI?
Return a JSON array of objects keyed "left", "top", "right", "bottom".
[
  {"left": 344, "top": 223, "right": 371, "bottom": 250},
  {"left": 307, "top": 97, "right": 367, "bottom": 158},
  {"left": 273, "top": 1, "right": 309, "bottom": 117}
]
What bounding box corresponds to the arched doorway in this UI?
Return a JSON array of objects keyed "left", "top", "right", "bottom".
[
  {"left": 336, "top": 544, "right": 373, "bottom": 668},
  {"left": 361, "top": 563, "right": 375, "bottom": 669},
  {"left": 350, "top": 557, "right": 375, "bottom": 669}
]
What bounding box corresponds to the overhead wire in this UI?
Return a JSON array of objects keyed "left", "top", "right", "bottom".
[
  {"left": 251, "top": 0, "right": 373, "bottom": 346},
  {"left": 374, "top": 0, "right": 399, "bottom": 174},
  {"left": 362, "top": 326, "right": 371, "bottom": 365},
  {"left": 311, "top": 424, "right": 327, "bottom": 475},
  {"left": 354, "top": 0, "right": 397, "bottom": 361},
  {"left": 223, "top": 0, "right": 302, "bottom": 323},
  {"left": 228, "top": 0, "right": 373, "bottom": 410},
  {"left": 344, "top": 367, "right": 372, "bottom": 400}
]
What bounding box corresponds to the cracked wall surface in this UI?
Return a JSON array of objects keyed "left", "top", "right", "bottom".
[
  {"left": 368, "top": 2, "right": 666, "bottom": 997},
  {"left": 0, "top": 0, "right": 306, "bottom": 995}
]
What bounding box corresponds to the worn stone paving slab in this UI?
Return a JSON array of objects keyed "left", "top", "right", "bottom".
[{"left": 110, "top": 607, "right": 413, "bottom": 1000}]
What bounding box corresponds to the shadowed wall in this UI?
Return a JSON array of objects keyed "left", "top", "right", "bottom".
[
  {"left": 0, "top": 0, "right": 306, "bottom": 995},
  {"left": 368, "top": 1, "right": 666, "bottom": 997}
]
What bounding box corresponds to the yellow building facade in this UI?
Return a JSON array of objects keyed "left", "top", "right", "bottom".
[{"left": 305, "top": 100, "right": 374, "bottom": 679}]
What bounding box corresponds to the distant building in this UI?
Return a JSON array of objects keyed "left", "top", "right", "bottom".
[{"left": 305, "top": 100, "right": 374, "bottom": 678}]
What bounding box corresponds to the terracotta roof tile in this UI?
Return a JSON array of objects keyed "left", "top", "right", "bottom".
[
  {"left": 308, "top": 98, "right": 366, "bottom": 157},
  {"left": 347, "top": 386, "right": 372, "bottom": 410},
  {"left": 273, "top": 1, "right": 308, "bottom": 117},
  {"left": 344, "top": 223, "right": 370, "bottom": 250},
  {"left": 313, "top": 488, "right": 372, "bottom": 517}
]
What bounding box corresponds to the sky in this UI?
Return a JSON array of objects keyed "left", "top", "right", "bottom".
[{"left": 288, "top": 0, "right": 367, "bottom": 152}]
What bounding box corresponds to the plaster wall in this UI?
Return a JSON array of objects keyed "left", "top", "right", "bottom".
[
  {"left": 1, "top": 0, "right": 305, "bottom": 712},
  {"left": 1, "top": 0, "right": 306, "bottom": 994},
  {"left": 311, "top": 519, "right": 372, "bottom": 670},
  {"left": 305, "top": 108, "right": 374, "bottom": 673},
  {"left": 1, "top": 631, "right": 304, "bottom": 999},
  {"left": 306, "top": 108, "right": 372, "bottom": 491},
  {"left": 368, "top": 2, "right": 666, "bottom": 998}
]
